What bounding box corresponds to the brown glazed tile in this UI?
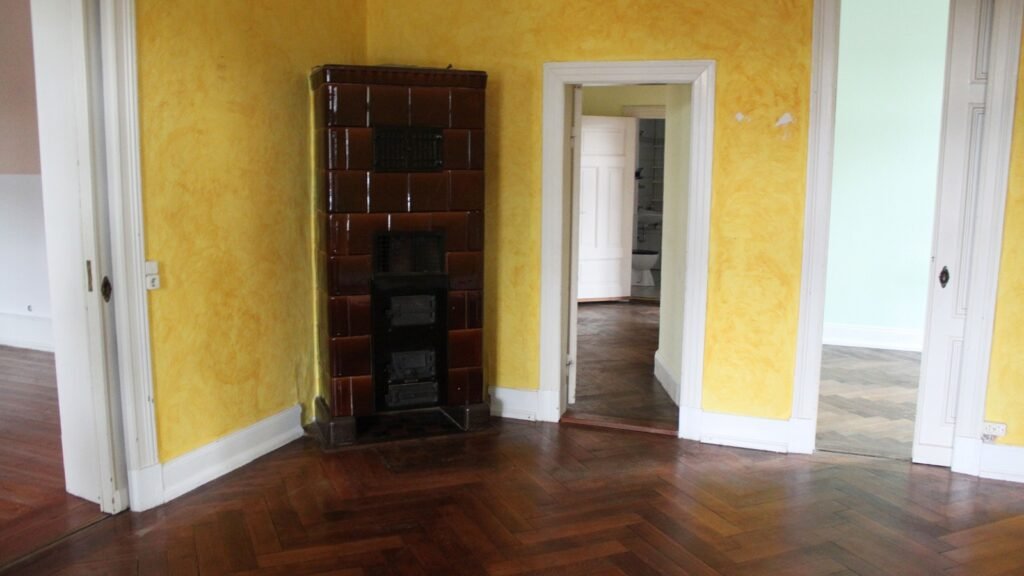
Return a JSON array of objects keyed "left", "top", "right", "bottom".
[
  {"left": 319, "top": 83, "right": 368, "bottom": 127},
  {"left": 466, "top": 211, "right": 483, "bottom": 251},
  {"left": 389, "top": 212, "right": 432, "bottom": 232},
  {"left": 331, "top": 377, "right": 353, "bottom": 417},
  {"left": 449, "top": 329, "right": 482, "bottom": 369},
  {"left": 447, "top": 368, "right": 468, "bottom": 406},
  {"left": 328, "top": 255, "right": 372, "bottom": 296},
  {"left": 369, "top": 85, "right": 409, "bottom": 127},
  {"left": 350, "top": 375, "right": 374, "bottom": 416},
  {"left": 450, "top": 171, "right": 484, "bottom": 210},
  {"left": 409, "top": 172, "right": 450, "bottom": 212},
  {"left": 464, "top": 367, "right": 484, "bottom": 404},
  {"left": 469, "top": 129, "right": 485, "bottom": 170},
  {"left": 410, "top": 87, "right": 450, "bottom": 127},
  {"left": 443, "top": 129, "right": 470, "bottom": 170},
  {"left": 328, "top": 296, "right": 349, "bottom": 337},
  {"left": 346, "top": 213, "right": 389, "bottom": 255},
  {"left": 447, "top": 251, "right": 482, "bottom": 290},
  {"left": 431, "top": 212, "right": 468, "bottom": 252},
  {"left": 321, "top": 128, "right": 344, "bottom": 170},
  {"left": 465, "top": 290, "right": 482, "bottom": 329},
  {"left": 347, "top": 295, "right": 372, "bottom": 336},
  {"left": 327, "top": 214, "right": 349, "bottom": 255},
  {"left": 370, "top": 173, "right": 409, "bottom": 212},
  {"left": 448, "top": 291, "right": 467, "bottom": 330},
  {"left": 325, "top": 170, "right": 369, "bottom": 213},
  {"left": 331, "top": 335, "right": 372, "bottom": 377},
  {"left": 346, "top": 128, "right": 373, "bottom": 170},
  {"left": 451, "top": 88, "right": 485, "bottom": 129}
]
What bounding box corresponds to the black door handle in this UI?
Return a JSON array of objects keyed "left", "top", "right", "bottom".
[
  {"left": 939, "top": 266, "right": 950, "bottom": 289},
  {"left": 101, "top": 276, "right": 112, "bottom": 302}
]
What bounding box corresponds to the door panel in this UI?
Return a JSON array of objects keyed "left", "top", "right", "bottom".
[
  {"left": 913, "top": 0, "right": 993, "bottom": 466},
  {"left": 576, "top": 116, "right": 637, "bottom": 300}
]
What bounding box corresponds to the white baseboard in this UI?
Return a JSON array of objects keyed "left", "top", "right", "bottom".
[
  {"left": 129, "top": 404, "right": 303, "bottom": 511},
  {"left": 489, "top": 387, "right": 540, "bottom": 422},
  {"left": 0, "top": 311, "right": 53, "bottom": 351},
  {"left": 822, "top": 322, "right": 923, "bottom": 352},
  {"left": 653, "top": 350, "right": 679, "bottom": 406},
  {"left": 681, "top": 408, "right": 814, "bottom": 454},
  {"left": 979, "top": 442, "right": 1024, "bottom": 483}
]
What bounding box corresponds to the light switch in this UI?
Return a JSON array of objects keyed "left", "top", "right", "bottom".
[{"left": 145, "top": 260, "right": 160, "bottom": 291}]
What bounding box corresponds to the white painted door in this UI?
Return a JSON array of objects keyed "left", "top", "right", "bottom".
[
  {"left": 913, "top": 0, "right": 993, "bottom": 466},
  {"left": 576, "top": 116, "right": 637, "bottom": 300}
]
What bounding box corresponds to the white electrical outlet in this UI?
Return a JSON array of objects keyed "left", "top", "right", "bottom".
[{"left": 982, "top": 422, "right": 1007, "bottom": 437}]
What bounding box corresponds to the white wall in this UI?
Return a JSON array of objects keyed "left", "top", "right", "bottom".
[
  {"left": 0, "top": 0, "right": 52, "bottom": 351},
  {"left": 824, "top": 0, "right": 950, "bottom": 352}
]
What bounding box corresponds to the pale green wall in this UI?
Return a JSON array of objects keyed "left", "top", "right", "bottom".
[
  {"left": 824, "top": 0, "right": 950, "bottom": 343},
  {"left": 581, "top": 85, "right": 668, "bottom": 116}
]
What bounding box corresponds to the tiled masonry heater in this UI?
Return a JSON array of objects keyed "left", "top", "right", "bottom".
[{"left": 312, "top": 65, "right": 489, "bottom": 447}]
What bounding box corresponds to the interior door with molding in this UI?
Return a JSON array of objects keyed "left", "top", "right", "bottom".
[
  {"left": 576, "top": 116, "right": 637, "bottom": 301},
  {"left": 913, "top": 0, "right": 992, "bottom": 466}
]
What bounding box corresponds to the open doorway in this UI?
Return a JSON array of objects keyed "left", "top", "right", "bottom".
[
  {"left": 562, "top": 84, "right": 691, "bottom": 435},
  {"left": 815, "top": 0, "right": 951, "bottom": 460},
  {"left": 0, "top": 0, "right": 109, "bottom": 566}
]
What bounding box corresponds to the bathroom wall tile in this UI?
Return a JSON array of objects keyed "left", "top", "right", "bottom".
[
  {"left": 389, "top": 212, "right": 432, "bottom": 232},
  {"left": 450, "top": 171, "right": 484, "bottom": 210},
  {"left": 409, "top": 172, "right": 450, "bottom": 212},
  {"left": 448, "top": 290, "right": 467, "bottom": 330},
  {"left": 347, "top": 295, "right": 372, "bottom": 336},
  {"left": 443, "top": 130, "right": 470, "bottom": 170},
  {"left": 328, "top": 255, "right": 372, "bottom": 295},
  {"left": 449, "top": 329, "right": 482, "bottom": 369},
  {"left": 325, "top": 170, "right": 369, "bottom": 213},
  {"left": 431, "top": 212, "right": 468, "bottom": 252},
  {"left": 447, "top": 251, "right": 482, "bottom": 290},
  {"left": 451, "top": 88, "right": 485, "bottom": 129},
  {"left": 370, "top": 173, "right": 409, "bottom": 212},
  {"left": 346, "top": 213, "right": 389, "bottom": 255},
  {"left": 410, "top": 87, "right": 450, "bottom": 127},
  {"left": 466, "top": 211, "right": 483, "bottom": 251},
  {"left": 327, "top": 214, "right": 349, "bottom": 255},
  {"left": 328, "top": 296, "right": 349, "bottom": 337},
  {"left": 465, "top": 290, "right": 482, "bottom": 329},
  {"left": 318, "top": 83, "right": 368, "bottom": 127},
  {"left": 469, "top": 130, "right": 485, "bottom": 170},
  {"left": 331, "top": 335, "right": 372, "bottom": 377},
  {"left": 369, "top": 85, "right": 409, "bottom": 127}
]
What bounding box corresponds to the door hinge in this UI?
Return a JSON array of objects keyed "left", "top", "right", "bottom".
[
  {"left": 86, "top": 260, "right": 94, "bottom": 292},
  {"left": 566, "top": 355, "right": 574, "bottom": 367}
]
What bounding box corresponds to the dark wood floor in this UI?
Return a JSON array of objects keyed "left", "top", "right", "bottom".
[
  {"left": 818, "top": 346, "right": 920, "bottom": 460},
  {"left": 568, "top": 302, "right": 678, "bottom": 429},
  {"left": 0, "top": 345, "right": 107, "bottom": 569},
  {"left": 11, "top": 420, "right": 1024, "bottom": 575}
]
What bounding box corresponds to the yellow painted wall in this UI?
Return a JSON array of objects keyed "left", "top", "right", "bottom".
[
  {"left": 581, "top": 85, "right": 668, "bottom": 116},
  {"left": 366, "top": 0, "right": 812, "bottom": 418},
  {"left": 136, "top": 0, "right": 366, "bottom": 461},
  {"left": 986, "top": 39, "right": 1024, "bottom": 447}
]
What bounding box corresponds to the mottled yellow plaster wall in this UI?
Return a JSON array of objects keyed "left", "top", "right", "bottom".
[
  {"left": 137, "top": 0, "right": 366, "bottom": 461},
  {"left": 366, "top": 0, "right": 812, "bottom": 418},
  {"left": 986, "top": 39, "right": 1024, "bottom": 447}
]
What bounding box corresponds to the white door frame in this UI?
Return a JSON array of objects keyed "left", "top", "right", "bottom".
[
  {"left": 32, "top": 0, "right": 159, "bottom": 511},
  {"left": 792, "top": 0, "right": 1023, "bottom": 474},
  {"left": 539, "top": 60, "right": 715, "bottom": 437}
]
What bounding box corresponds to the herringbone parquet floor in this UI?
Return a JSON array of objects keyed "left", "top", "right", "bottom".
[
  {"left": 817, "top": 346, "right": 921, "bottom": 460},
  {"left": 9, "top": 419, "right": 1024, "bottom": 575}
]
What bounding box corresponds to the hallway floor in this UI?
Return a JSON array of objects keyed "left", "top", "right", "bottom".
[
  {"left": 13, "top": 420, "right": 1024, "bottom": 575},
  {"left": 817, "top": 345, "right": 920, "bottom": 460},
  {"left": 0, "top": 346, "right": 107, "bottom": 569},
  {"left": 568, "top": 302, "right": 678, "bottom": 429}
]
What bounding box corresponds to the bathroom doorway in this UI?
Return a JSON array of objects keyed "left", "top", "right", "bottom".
[{"left": 563, "top": 85, "right": 686, "bottom": 434}]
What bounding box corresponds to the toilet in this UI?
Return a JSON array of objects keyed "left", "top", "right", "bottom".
[{"left": 631, "top": 250, "right": 659, "bottom": 287}]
